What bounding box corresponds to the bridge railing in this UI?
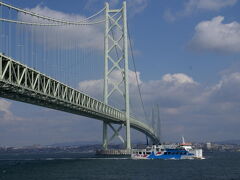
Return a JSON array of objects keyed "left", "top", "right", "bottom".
[{"left": 0, "top": 53, "right": 126, "bottom": 122}]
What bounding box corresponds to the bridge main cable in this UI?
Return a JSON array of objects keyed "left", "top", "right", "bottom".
[{"left": 0, "top": 1, "right": 106, "bottom": 25}]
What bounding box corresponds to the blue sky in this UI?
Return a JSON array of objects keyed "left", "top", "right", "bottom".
[{"left": 0, "top": 0, "right": 240, "bottom": 146}]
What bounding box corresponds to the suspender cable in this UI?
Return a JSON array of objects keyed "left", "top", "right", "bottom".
[{"left": 127, "top": 24, "right": 147, "bottom": 122}]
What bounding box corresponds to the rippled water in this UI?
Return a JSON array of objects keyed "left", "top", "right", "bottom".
[{"left": 0, "top": 152, "right": 239, "bottom": 180}]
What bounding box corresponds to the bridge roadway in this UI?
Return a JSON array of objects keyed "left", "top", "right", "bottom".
[{"left": 0, "top": 53, "right": 159, "bottom": 143}]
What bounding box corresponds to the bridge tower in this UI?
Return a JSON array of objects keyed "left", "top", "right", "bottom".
[{"left": 103, "top": 2, "right": 131, "bottom": 150}]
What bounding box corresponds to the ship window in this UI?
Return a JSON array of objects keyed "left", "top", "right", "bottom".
[
  {"left": 139, "top": 152, "right": 142, "bottom": 155},
  {"left": 143, "top": 152, "right": 146, "bottom": 155},
  {"left": 161, "top": 149, "right": 164, "bottom": 151},
  {"left": 156, "top": 148, "right": 160, "bottom": 151},
  {"left": 167, "top": 152, "right": 171, "bottom": 155},
  {"left": 164, "top": 152, "right": 167, "bottom": 155},
  {"left": 146, "top": 152, "right": 151, "bottom": 155}
]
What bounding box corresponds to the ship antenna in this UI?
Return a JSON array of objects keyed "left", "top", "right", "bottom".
[{"left": 157, "top": 104, "right": 161, "bottom": 144}]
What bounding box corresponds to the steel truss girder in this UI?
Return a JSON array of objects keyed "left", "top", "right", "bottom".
[
  {"left": 0, "top": 53, "right": 124, "bottom": 122},
  {"left": 0, "top": 53, "right": 159, "bottom": 144}
]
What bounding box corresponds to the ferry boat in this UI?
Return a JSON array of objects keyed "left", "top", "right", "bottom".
[{"left": 131, "top": 137, "right": 204, "bottom": 160}]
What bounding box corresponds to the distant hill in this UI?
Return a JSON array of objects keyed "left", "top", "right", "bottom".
[
  {"left": 49, "top": 141, "right": 101, "bottom": 147},
  {"left": 215, "top": 139, "right": 240, "bottom": 145},
  {"left": 49, "top": 140, "right": 147, "bottom": 147}
]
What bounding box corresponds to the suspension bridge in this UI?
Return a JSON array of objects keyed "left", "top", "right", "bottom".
[{"left": 0, "top": 1, "right": 160, "bottom": 151}]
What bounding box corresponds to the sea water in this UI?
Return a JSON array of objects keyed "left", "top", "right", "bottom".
[{"left": 0, "top": 152, "right": 239, "bottom": 180}]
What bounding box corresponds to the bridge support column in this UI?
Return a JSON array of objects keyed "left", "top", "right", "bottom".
[
  {"left": 0, "top": 54, "right": 2, "bottom": 79},
  {"left": 123, "top": 1, "right": 131, "bottom": 150},
  {"left": 102, "top": 122, "right": 108, "bottom": 150},
  {"left": 102, "top": 1, "right": 131, "bottom": 150},
  {"left": 102, "top": 1, "right": 109, "bottom": 150}
]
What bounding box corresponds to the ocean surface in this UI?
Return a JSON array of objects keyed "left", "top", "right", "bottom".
[{"left": 0, "top": 152, "right": 239, "bottom": 180}]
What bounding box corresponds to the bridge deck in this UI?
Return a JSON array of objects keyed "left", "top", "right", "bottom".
[{"left": 0, "top": 53, "right": 159, "bottom": 143}]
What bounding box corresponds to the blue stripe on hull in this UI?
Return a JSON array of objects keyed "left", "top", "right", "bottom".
[{"left": 148, "top": 153, "right": 182, "bottom": 159}]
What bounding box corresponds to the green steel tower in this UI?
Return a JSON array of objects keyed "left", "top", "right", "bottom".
[{"left": 103, "top": 2, "right": 131, "bottom": 150}]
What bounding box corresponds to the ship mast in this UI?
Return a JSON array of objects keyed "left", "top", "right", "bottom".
[
  {"left": 182, "top": 136, "right": 185, "bottom": 144},
  {"left": 157, "top": 104, "right": 161, "bottom": 144}
]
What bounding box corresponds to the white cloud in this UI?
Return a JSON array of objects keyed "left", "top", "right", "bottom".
[
  {"left": 78, "top": 69, "right": 141, "bottom": 99},
  {"left": 19, "top": 5, "right": 104, "bottom": 50},
  {"left": 209, "top": 72, "right": 240, "bottom": 102},
  {"left": 162, "top": 73, "right": 196, "bottom": 84},
  {"left": 77, "top": 70, "right": 240, "bottom": 141},
  {"left": 0, "top": 99, "right": 22, "bottom": 121},
  {"left": 185, "top": 0, "right": 237, "bottom": 11},
  {"left": 0, "top": 99, "right": 12, "bottom": 120},
  {"left": 164, "top": 0, "right": 237, "bottom": 22},
  {"left": 189, "top": 16, "right": 240, "bottom": 53},
  {"left": 18, "top": 1, "right": 148, "bottom": 51},
  {"left": 79, "top": 72, "right": 199, "bottom": 113},
  {"left": 141, "top": 73, "right": 199, "bottom": 110},
  {"left": 76, "top": 72, "right": 206, "bottom": 141},
  {"left": 79, "top": 79, "right": 103, "bottom": 99},
  {"left": 110, "top": 69, "right": 141, "bottom": 86}
]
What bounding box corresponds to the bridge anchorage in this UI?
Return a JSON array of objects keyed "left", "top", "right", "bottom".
[{"left": 0, "top": 1, "right": 160, "bottom": 153}]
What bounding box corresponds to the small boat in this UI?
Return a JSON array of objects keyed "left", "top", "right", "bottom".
[{"left": 131, "top": 137, "right": 204, "bottom": 160}]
